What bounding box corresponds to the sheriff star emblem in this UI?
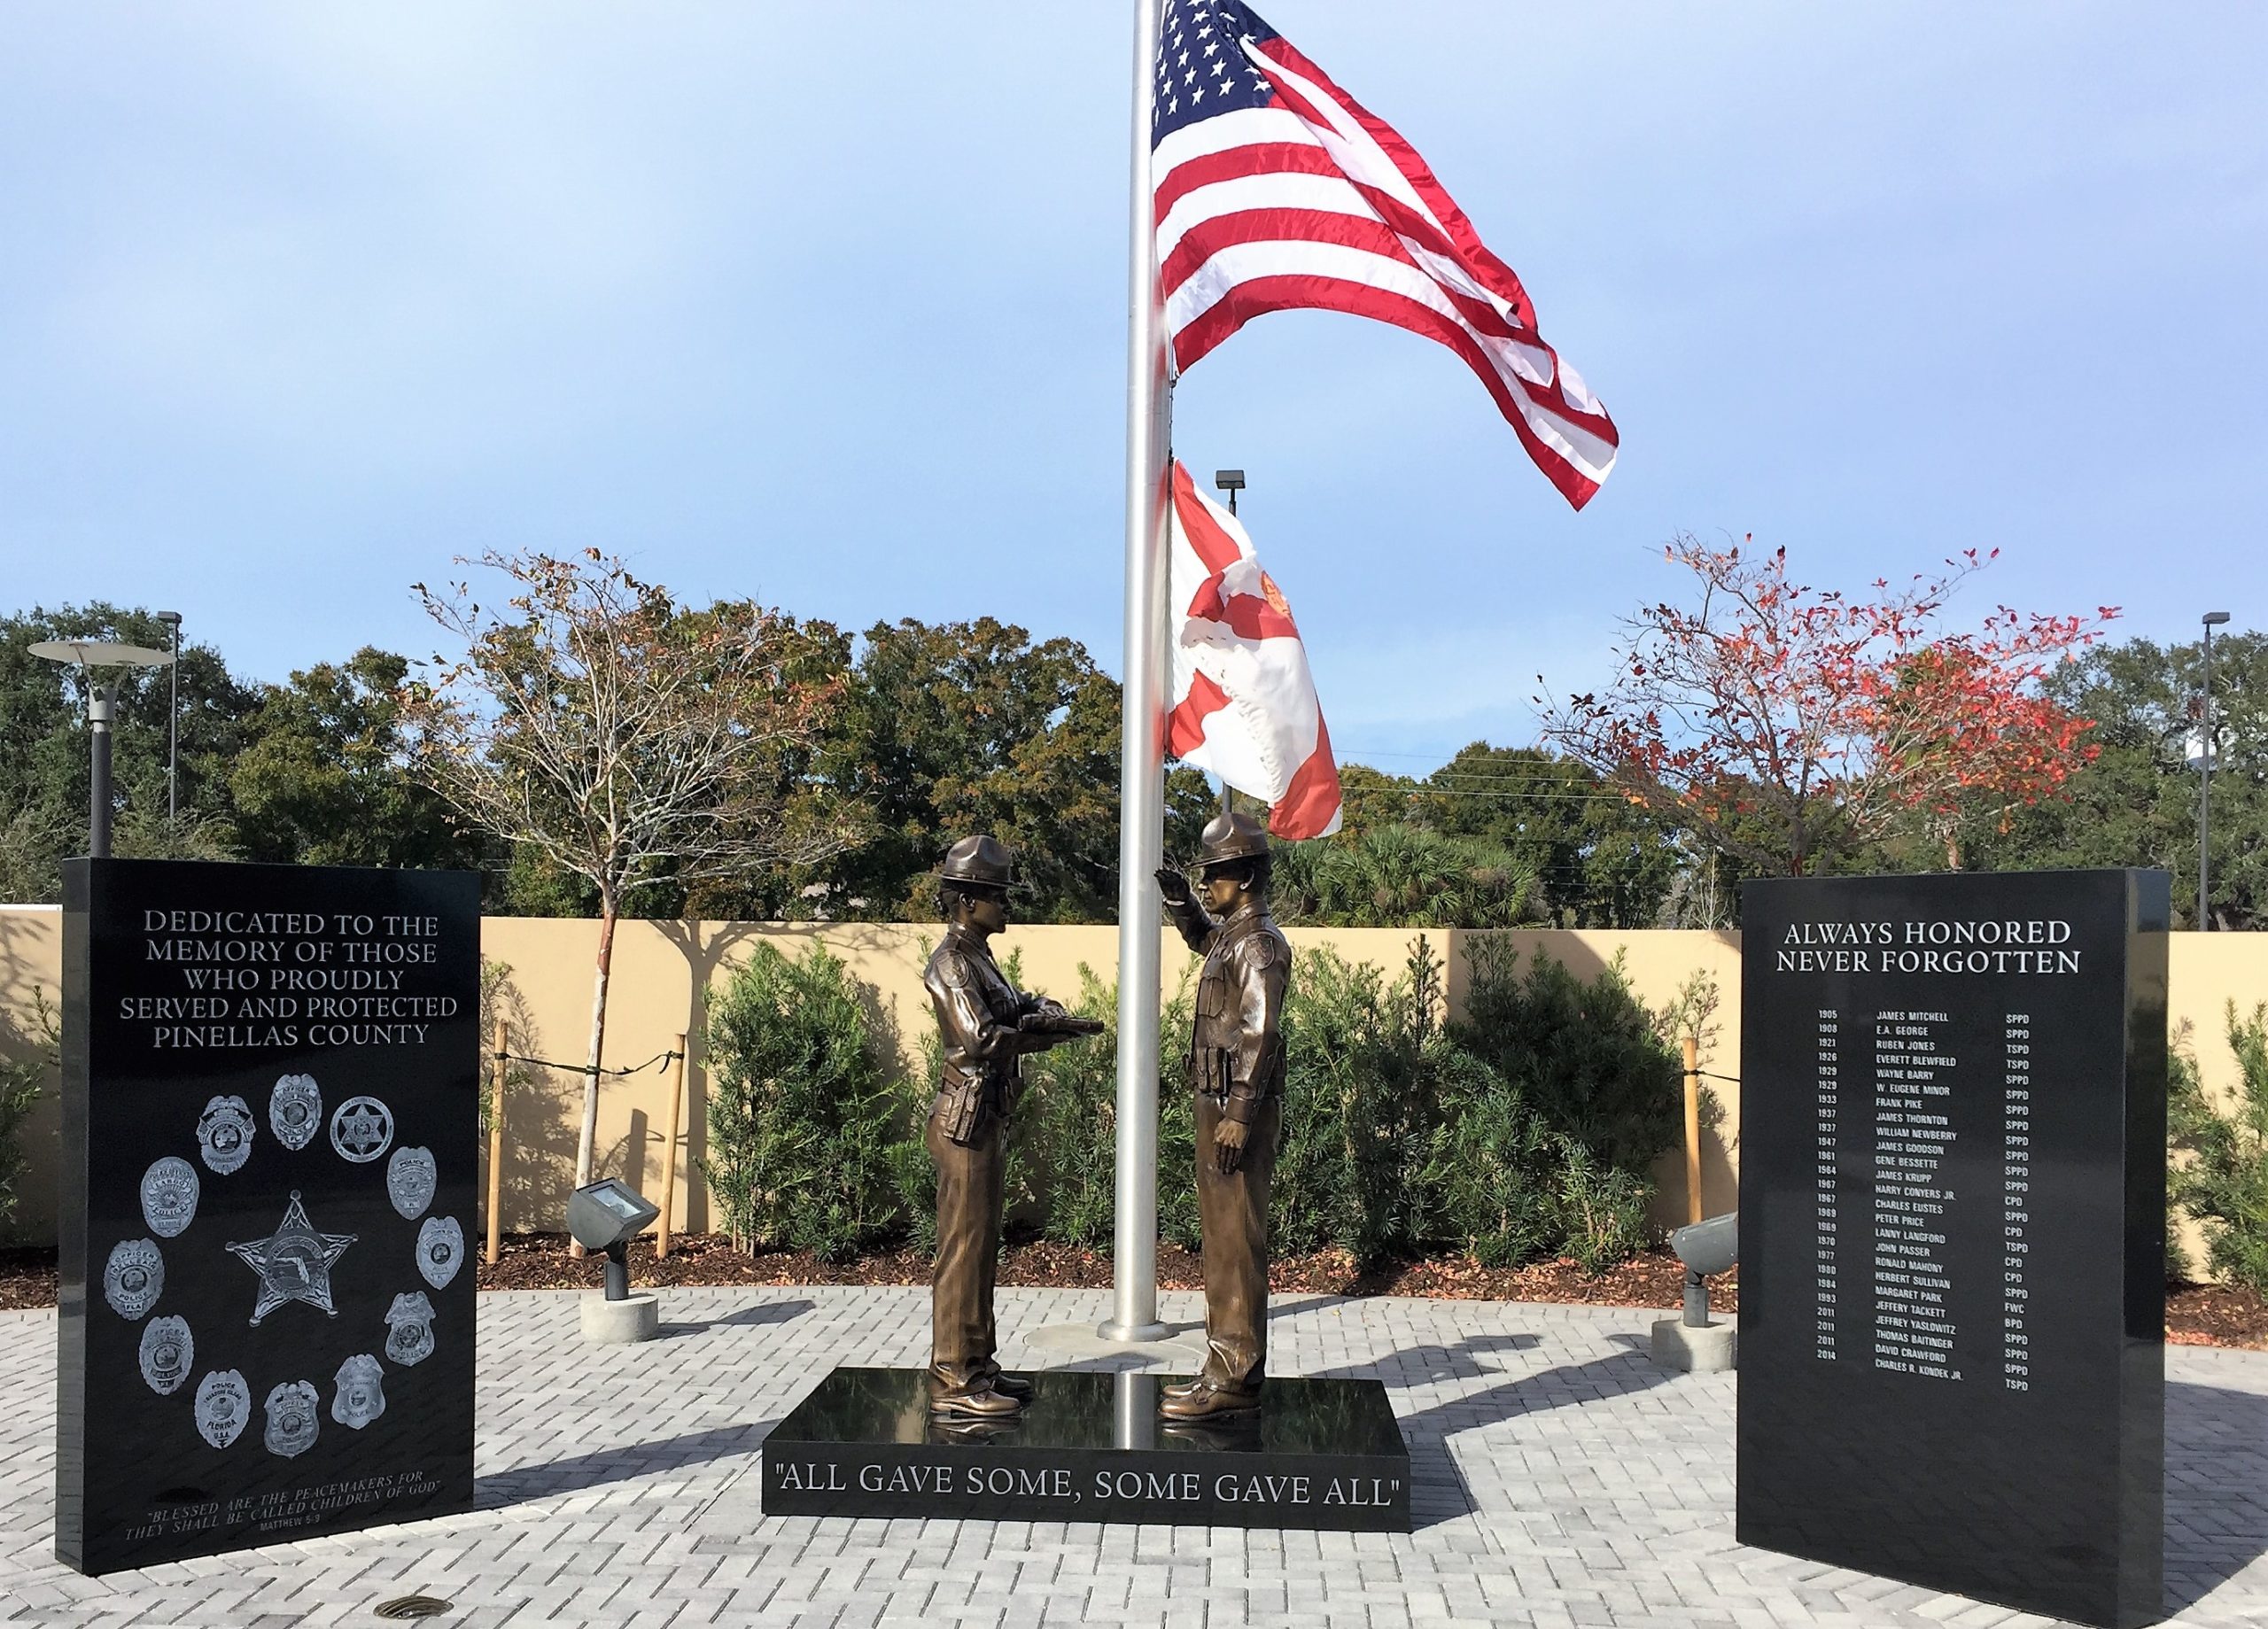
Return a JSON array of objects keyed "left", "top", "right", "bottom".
[{"left": 227, "top": 1190, "right": 356, "bottom": 1325}]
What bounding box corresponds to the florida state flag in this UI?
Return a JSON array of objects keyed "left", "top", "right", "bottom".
[{"left": 1164, "top": 462, "right": 1342, "bottom": 839}]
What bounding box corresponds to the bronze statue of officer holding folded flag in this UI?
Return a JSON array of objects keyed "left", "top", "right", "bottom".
[{"left": 923, "top": 835, "right": 1102, "bottom": 1419}]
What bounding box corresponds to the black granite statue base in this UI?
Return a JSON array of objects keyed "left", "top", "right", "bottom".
[{"left": 762, "top": 1368, "right": 1410, "bottom": 1531}]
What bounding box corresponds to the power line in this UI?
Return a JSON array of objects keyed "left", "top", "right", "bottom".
[{"left": 1343, "top": 787, "right": 1635, "bottom": 803}]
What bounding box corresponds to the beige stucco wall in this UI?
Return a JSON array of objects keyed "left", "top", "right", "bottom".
[
  {"left": 4, "top": 906, "right": 2260, "bottom": 1256},
  {"left": 472, "top": 917, "right": 1443, "bottom": 1239},
  {"left": 0, "top": 905, "right": 61, "bottom": 1246}
]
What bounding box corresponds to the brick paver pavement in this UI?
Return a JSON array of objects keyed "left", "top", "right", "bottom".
[{"left": 2, "top": 1287, "right": 2263, "bottom": 1627}]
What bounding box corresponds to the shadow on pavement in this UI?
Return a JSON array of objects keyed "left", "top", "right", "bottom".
[
  {"left": 1313, "top": 1333, "right": 1667, "bottom": 1529},
  {"left": 2166, "top": 1377, "right": 2268, "bottom": 1613},
  {"left": 656, "top": 1296, "right": 817, "bottom": 1338},
  {"left": 478, "top": 1421, "right": 778, "bottom": 1508}
]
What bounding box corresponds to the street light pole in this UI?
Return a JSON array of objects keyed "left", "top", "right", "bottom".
[
  {"left": 1211, "top": 470, "right": 1247, "bottom": 817},
  {"left": 28, "top": 640, "right": 176, "bottom": 862},
  {"left": 2200, "top": 610, "right": 2232, "bottom": 930},
  {"left": 88, "top": 684, "right": 115, "bottom": 858},
  {"left": 1214, "top": 468, "right": 1244, "bottom": 517},
  {"left": 157, "top": 611, "right": 183, "bottom": 824}
]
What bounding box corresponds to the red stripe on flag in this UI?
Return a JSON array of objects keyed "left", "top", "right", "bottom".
[
  {"left": 1162, "top": 209, "right": 1534, "bottom": 353},
  {"left": 1166, "top": 669, "right": 1232, "bottom": 761},
  {"left": 1155, "top": 143, "right": 1346, "bottom": 221},
  {"left": 1192, "top": 584, "right": 1301, "bottom": 642},
  {"left": 1171, "top": 275, "right": 1605, "bottom": 509},
  {"left": 1173, "top": 463, "right": 1301, "bottom": 638},
  {"left": 1269, "top": 713, "right": 1341, "bottom": 842},
  {"left": 1254, "top": 37, "right": 1540, "bottom": 324},
  {"left": 1171, "top": 462, "right": 1242, "bottom": 573}
]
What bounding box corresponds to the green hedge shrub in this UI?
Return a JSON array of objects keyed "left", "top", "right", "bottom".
[
  {"left": 2171, "top": 1001, "right": 2268, "bottom": 1292},
  {"left": 695, "top": 933, "right": 1689, "bottom": 1278},
  {"left": 1016, "top": 966, "right": 1121, "bottom": 1248},
  {"left": 887, "top": 1027, "right": 943, "bottom": 1256},
  {"left": 1420, "top": 1049, "right": 1558, "bottom": 1268},
  {"left": 1443, "top": 938, "right": 1684, "bottom": 1268},
  {"left": 1269, "top": 942, "right": 1441, "bottom": 1264},
  {"left": 703, "top": 941, "right": 902, "bottom": 1261},
  {"left": 0, "top": 991, "right": 53, "bottom": 1241}
]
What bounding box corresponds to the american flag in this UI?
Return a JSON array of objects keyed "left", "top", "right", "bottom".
[{"left": 1153, "top": 0, "right": 1619, "bottom": 509}]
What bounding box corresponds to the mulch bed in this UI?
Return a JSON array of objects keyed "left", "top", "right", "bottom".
[
  {"left": 2163, "top": 1281, "right": 2268, "bottom": 1350},
  {"left": 0, "top": 1248, "right": 56, "bottom": 1313},
  {"left": 6, "top": 1234, "right": 2264, "bottom": 1347},
  {"left": 473, "top": 1231, "right": 1745, "bottom": 1311}
]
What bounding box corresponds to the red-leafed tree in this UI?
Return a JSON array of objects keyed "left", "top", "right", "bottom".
[{"left": 1539, "top": 534, "right": 2116, "bottom": 877}]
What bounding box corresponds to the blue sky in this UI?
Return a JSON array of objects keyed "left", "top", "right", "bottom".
[{"left": 2, "top": 3, "right": 2260, "bottom": 774}]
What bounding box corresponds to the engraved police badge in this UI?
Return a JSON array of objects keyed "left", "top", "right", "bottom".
[
  {"left": 139, "top": 1156, "right": 199, "bottom": 1238},
  {"left": 139, "top": 1315, "right": 193, "bottom": 1395},
  {"left": 196, "top": 1094, "right": 256, "bottom": 1175},
  {"left": 329, "top": 1094, "right": 394, "bottom": 1163},
  {"left": 416, "top": 1214, "right": 464, "bottom": 1289},
  {"left": 228, "top": 1190, "right": 356, "bottom": 1325},
  {"left": 103, "top": 1237, "right": 164, "bottom": 1320},
  {"left": 263, "top": 1380, "right": 320, "bottom": 1459},
  {"left": 269, "top": 1073, "right": 322, "bottom": 1151},
  {"left": 384, "top": 1292, "right": 436, "bottom": 1366},
  {"left": 386, "top": 1145, "right": 437, "bottom": 1220},
  {"left": 193, "top": 1369, "right": 251, "bottom": 1449},
  {"left": 330, "top": 1353, "right": 387, "bottom": 1431}
]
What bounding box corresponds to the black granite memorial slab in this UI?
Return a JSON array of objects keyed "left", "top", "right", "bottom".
[
  {"left": 58, "top": 858, "right": 479, "bottom": 1574},
  {"left": 763, "top": 1368, "right": 1410, "bottom": 1531},
  {"left": 1738, "top": 870, "right": 2166, "bottom": 1628}
]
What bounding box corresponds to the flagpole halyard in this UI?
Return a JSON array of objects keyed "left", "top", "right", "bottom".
[{"left": 1101, "top": 0, "right": 1172, "bottom": 1345}]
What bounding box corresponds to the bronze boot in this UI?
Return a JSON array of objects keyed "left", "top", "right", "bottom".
[
  {"left": 1158, "top": 1377, "right": 1261, "bottom": 1421},
  {"left": 929, "top": 1371, "right": 1024, "bottom": 1420}
]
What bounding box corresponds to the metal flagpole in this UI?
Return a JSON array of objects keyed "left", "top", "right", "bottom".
[{"left": 1100, "top": 0, "right": 1172, "bottom": 1344}]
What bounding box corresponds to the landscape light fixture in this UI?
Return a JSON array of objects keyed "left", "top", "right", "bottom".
[
  {"left": 155, "top": 612, "right": 183, "bottom": 823},
  {"left": 2200, "top": 611, "right": 2233, "bottom": 931},
  {"left": 28, "top": 639, "right": 175, "bottom": 859},
  {"left": 566, "top": 1179, "right": 659, "bottom": 1304},
  {"left": 1669, "top": 1212, "right": 1737, "bottom": 1330}
]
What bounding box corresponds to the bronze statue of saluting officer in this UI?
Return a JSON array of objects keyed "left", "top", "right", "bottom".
[
  {"left": 1155, "top": 810, "right": 1290, "bottom": 1421},
  {"left": 923, "top": 835, "right": 1102, "bottom": 1419}
]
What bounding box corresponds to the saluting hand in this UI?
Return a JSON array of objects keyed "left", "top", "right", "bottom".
[{"left": 1154, "top": 867, "right": 1193, "bottom": 905}]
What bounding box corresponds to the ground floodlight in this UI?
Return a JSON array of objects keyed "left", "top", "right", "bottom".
[
  {"left": 566, "top": 1179, "right": 659, "bottom": 1302},
  {"left": 1670, "top": 1212, "right": 1737, "bottom": 1326}
]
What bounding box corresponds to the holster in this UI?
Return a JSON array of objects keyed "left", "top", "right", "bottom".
[{"left": 936, "top": 1069, "right": 1010, "bottom": 1147}]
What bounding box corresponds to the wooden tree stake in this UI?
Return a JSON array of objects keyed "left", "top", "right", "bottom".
[
  {"left": 1682, "top": 1031, "right": 1703, "bottom": 1226},
  {"left": 486, "top": 1016, "right": 508, "bottom": 1266},
  {"left": 656, "top": 1033, "right": 687, "bottom": 1258}
]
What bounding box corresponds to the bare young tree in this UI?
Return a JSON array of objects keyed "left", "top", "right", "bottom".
[{"left": 400, "top": 550, "right": 848, "bottom": 1233}]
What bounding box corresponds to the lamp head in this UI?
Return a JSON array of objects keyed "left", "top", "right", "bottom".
[
  {"left": 2203, "top": 611, "right": 2232, "bottom": 627},
  {"left": 1670, "top": 1212, "right": 1738, "bottom": 1276},
  {"left": 565, "top": 1179, "right": 659, "bottom": 1253},
  {"left": 1213, "top": 469, "right": 1245, "bottom": 494},
  {"left": 28, "top": 640, "right": 175, "bottom": 671}
]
